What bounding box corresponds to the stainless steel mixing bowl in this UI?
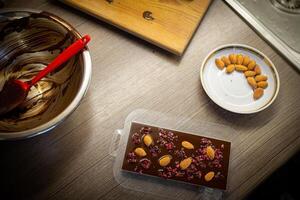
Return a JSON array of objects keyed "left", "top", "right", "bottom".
[{"left": 0, "top": 9, "right": 92, "bottom": 140}]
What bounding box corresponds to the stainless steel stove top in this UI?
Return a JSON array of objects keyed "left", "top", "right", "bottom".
[{"left": 225, "top": 0, "right": 300, "bottom": 70}]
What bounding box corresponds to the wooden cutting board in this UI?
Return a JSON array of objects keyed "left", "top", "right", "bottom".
[{"left": 60, "top": 0, "right": 212, "bottom": 55}]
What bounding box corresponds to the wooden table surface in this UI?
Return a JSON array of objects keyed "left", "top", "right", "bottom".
[{"left": 1, "top": 0, "right": 299, "bottom": 200}]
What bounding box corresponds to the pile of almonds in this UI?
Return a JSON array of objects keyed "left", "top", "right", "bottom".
[{"left": 215, "top": 54, "right": 268, "bottom": 100}]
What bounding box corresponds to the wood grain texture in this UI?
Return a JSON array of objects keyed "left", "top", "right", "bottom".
[
  {"left": 0, "top": 0, "right": 300, "bottom": 200},
  {"left": 59, "top": 0, "right": 212, "bottom": 55}
]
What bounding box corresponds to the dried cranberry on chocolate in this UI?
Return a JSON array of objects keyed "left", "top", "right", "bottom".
[
  {"left": 189, "top": 164, "right": 197, "bottom": 171},
  {"left": 158, "top": 129, "right": 166, "bottom": 138},
  {"left": 195, "top": 154, "right": 209, "bottom": 162},
  {"left": 194, "top": 171, "right": 202, "bottom": 179},
  {"left": 166, "top": 166, "right": 173, "bottom": 172},
  {"left": 196, "top": 147, "right": 206, "bottom": 155},
  {"left": 175, "top": 171, "right": 185, "bottom": 177},
  {"left": 199, "top": 162, "right": 207, "bottom": 169},
  {"left": 140, "top": 158, "right": 151, "bottom": 169},
  {"left": 149, "top": 145, "right": 161, "bottom": 157},
  {"left": 165, "top": 142, "right": 175, "bottom": 151},
  {"left": 167, "top": 171, "right": 173, "bottom": 178},
  {"left": 174, "top": 161, "right": 180, "bottom": 169},
  {"left": 157, "top": 137, "right": 167, "bottom": 146},
  {"left": 157, "top": 129, "right": 179, "bottom": 152},
  {"left": 214, "top": 149, "right": 224, "bottom": 160},
  {"left": 174, "top": 149, "right": 186, "bottom": 159},
  {"left": 131, "top": 132, "right": 141, "bottom": 145},
  {"left": 193, "top": 155, "right": 207, "bottom": 168},
  {"left": 158, "top": 167, "right": 177, "bottom": 179},
  {"left": 158, "top": 170, "right": 169, "bottom": 179},
  {"left": 158, "top": 129, "right": 167, "bottom": 137},
  {"left": 140, "top": 127, "right": 152, "bottom": 135},
  {"left": 212, "top": 159, "right": 222, "bottom": 168},
  {"left": 200, "top": 138, "right": 212, "bottom": 146},
  {"left": 158, "top": 129, "right": 178, "bottom": 141},
  {"left": 167, "top": 131, "right": 178, "bottom": 141},
  {"left": 186, "top": 169, "right": 195, "bottom": 180},
  {"left": 127, "top": 152, "right": 137, "bottom": 163}
]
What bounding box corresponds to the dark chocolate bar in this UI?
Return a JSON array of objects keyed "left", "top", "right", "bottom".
[{"left": 122, "top": 122, "right": 231, "bottom": 190}]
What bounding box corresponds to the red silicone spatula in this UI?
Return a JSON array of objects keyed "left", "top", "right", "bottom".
[{"left": 0, "top": 35, "right": 91, "bottom": 116}]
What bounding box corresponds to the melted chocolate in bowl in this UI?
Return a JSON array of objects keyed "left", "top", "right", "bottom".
[{"left": 0, "top": 10, "right": 85, "bottom": 134}]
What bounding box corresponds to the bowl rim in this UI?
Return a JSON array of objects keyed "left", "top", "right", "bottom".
[
  {"left": 0, "top": 9, "right": 92, "bottom": 140},
  {"left": 200, "top": 43, "right": 280, "bottom": 114}
]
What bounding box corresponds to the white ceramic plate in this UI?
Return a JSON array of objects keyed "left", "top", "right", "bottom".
[{"left": 200, "top": 44, "right": 280, "bottom": 114}]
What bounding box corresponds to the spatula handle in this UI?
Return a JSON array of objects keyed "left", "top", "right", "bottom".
[{"left": 30, "top": 35, "right": 91, "bottom": 86}]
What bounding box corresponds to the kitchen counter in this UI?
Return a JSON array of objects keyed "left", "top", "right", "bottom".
[{"left": 0, "top": 0, "right": 299, "bottom": 200}]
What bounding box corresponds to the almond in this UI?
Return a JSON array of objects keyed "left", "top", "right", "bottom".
[
  {"left": 255, "top": 75, "right": 268, "bottom": 82},
  {"left": 237, "top": 54, "right": 244, "bottom": 65},
  {"left": 229, "top": 54, "right": 237, "bottom": 64},
  {"left": 143, "top": 134, "right": 153, "bottom": 147},
  {"left": 247, "top": 77, "right": 257, "bottom": 89},
  {"left": 244, "top": 71, "right": 256, "bottom": 77},
  {"left": 134, "top": 147, "right": 147, "bottom": 157},
  {"left": 206, "top": 146, "right": 215, "bottom": 160},
  {"left": 257, "top": 81, "right": 268, "bottom": 89},
  {"left": 253, "top": 88, "right": 264, "bottom": 100},
  {"left": 179, "top": 157, "right": 192, "bottom": 170},
  {"left": 235, "top": 65, "right": 248, "bottom": 72},
  {"left": 215, "top": 59, "right": 225, "bottom": 70},
  {"left": 248, "top": 60, "right": 256, "bottom": 70},
  {"left": 221, "top": 56, "right": 231, "bottom": 66},
  {"left": 159, "top": 155, "right": 172, "bottom": 167},
  {"left": 204, "top": 171, "right": 215, "bottom": 182},
  {"left": 226, "top": 64, "right": 235, "bottom": 73},
  {"left": 182, "top": 141, "right": 194, "bottom": 149},
  {"left": 254, "top": 65, "right": 261, "bottom": 75},
  {"left": 242, "top": 55, "right": 250, "bottom": 66}
]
